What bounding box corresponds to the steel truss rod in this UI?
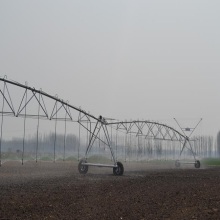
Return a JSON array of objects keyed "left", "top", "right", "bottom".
[
  {"left": 174, "top": 118, "right": 203, "bottom": 138},
  {"left": 107, "top": 120, "right": 186, "bottom": 141},
  {"left": 0, "top": 77, "right": 98, "bottom": 121},
  {"left": 0, "top": 87, "right": 15, "bottom": 115},
  {"left": 81, "top": 116, "right": 117, "bottom": 164}
]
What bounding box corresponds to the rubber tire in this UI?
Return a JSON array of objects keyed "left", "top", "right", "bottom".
[
  {"left": 175, "top": 160, "right": 180, "bottom": 168},
  {"left": 78, "top": 159, "right": 88, "bottom": 174},
  {"left": 195, "top": 160, "right": 200, "bottom": 169},
  {"left": 113, "top": 162, "right": 124, "bottom": 176}
]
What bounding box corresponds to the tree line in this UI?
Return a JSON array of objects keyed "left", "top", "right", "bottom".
[{"left": 1, "top": 132, "right": 220, "bottom": 160}]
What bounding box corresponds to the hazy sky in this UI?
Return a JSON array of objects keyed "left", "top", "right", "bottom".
[{"left": 1, "top": 1, "right": 220, "bottom": 135}]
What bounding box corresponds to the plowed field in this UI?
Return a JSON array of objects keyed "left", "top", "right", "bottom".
[{"left": 0, "top": 161, "right": 220, "bottom": 219}]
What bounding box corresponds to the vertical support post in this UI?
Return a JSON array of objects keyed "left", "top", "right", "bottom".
[
  {"left": 89, "top": 120, "right": 91, "bottom": 146},
  {"left": 98, "top": 130, "right": 100, "bottom": 154},
  {"left": 137, "top": 135, "right": 139, "bottom": 161},
  {"left": 130, "top": 132, "right": 131, "bottom": 161},
  {"left": 169, "top": 140, "right": 171, "bottom": 159},
  {"left": 84, "top": 120, "right": 100, "bottom": 159},
  {"left": 63, "top": 111, "right": 67, "bottom": 161},
  {"left": 180, "top": 138, "right": 187, "bottom": 158},
  {"left": 22, "top": 89, "right": 27, "bottom": 165},
  {"left": 86, "top": 120, "right": 89, "bottom": 148},
  {"left": 124, "top": 134, "right": 127, "bottom": 162},
  {"left": 78, "top": 112, "right": 81, "bottom": 161},
  {"left": 36, "top": 93, "right": 40, "bottom": 163},
  {"left": 78, "top": 120, "right": 80, "bottom": 161},
  {"left": 0, "top": 82, "right": 6, "bottom": 166},
  {"left": 102, "top": 124, "right": 116, "bottom": 164},
  {"left": 53, "top": 102, "right": 57, "bottom": 163}
]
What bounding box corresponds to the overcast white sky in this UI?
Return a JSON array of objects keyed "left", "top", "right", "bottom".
[{"left": 1, "top": 1, "right": 220, "bottom": 135}]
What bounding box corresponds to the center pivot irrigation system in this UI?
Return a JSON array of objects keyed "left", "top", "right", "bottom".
[{"left": 0, "top": 76, "right": 201, "bottom": 176}]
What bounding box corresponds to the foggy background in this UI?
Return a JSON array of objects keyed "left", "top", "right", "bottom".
[{"left": 1, "top": 1, "right": 220, "bottom": 136}]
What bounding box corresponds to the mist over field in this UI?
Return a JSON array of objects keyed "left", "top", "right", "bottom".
[{"left": 1, "top": 2, "right": 220, "bottom": 218}]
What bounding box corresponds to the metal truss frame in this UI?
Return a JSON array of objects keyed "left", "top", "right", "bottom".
[
  {"left": 0, "top": 77, "right": 97, "bottom": 121},
  {"left": 0, "top": 77, "right": 120, "bottom": 172},
  {"left": 107, "top": 120, "right": 185, "bottom": 141},
  {"left": 0, "top": 76, "right": 201, "bottom": 174},
  {"left": 106, "top": 120, "right": 200, "bottom": 167},
  {"left": 0, "top": 77, "right": 99, "bottom": 165}
]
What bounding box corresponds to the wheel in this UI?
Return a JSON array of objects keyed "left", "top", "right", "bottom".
[
  {"left": 175, "top": 160, "right": 180, "bottom": 168},
  {"left": 78, "top": 159, "right": 88, "bottom": 174},
  {"left": 113, "top": 162, "right": 124, "bottom": 176},
  {"left": 195, "top": 160, "right": 200, "bottom": 168}
]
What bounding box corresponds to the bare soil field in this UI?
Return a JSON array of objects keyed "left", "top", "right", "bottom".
[{"left": 0, "top": 160, "right": 220, "bottom": 220}]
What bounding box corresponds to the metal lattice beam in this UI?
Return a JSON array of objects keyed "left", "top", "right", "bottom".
[{"left": 106, "top": 120, "right": 186, "bottom": 142}]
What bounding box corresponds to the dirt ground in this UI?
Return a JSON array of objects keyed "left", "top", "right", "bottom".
[{"left": 0, "top": 160, "right": 220, "bottom": 220}]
